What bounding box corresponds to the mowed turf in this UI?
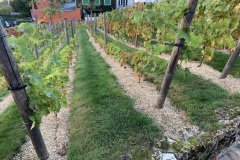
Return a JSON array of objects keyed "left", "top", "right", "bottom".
[
  {"left": 68, "top": 27, "right": 161, "bottom": 160},
  {"left": 206, "top": 51, "right": 240, "bottom": 79},
  {"left": 0, "top": 103, "right": 26, "bottom": 160}
]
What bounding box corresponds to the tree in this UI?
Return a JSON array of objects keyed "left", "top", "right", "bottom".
[
  {"left": 78, "top": 0, "right": 96, "bottom": 16},
  {"left": 0, "top": 5, "right": 12, "bottom": 16},
  {"left": 41, "top": 0, "right": 62, "bottom": 25},
  {"left": 41, "top": 0, "right": 62, "bottom": 40},
  {"left": 10, "top": 0, "right": 32, "bottom": 17}
]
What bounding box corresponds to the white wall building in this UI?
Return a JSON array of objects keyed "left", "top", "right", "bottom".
[{"left": 116, "top": 0, "right": 159, "bottom": 8}]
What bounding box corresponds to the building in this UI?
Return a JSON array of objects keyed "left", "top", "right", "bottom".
[
  {"left": 79, "top": 0, "right": 116, "bottom": 13},
  {"left": 0, "top": 0, "right": 10, "bottom": 6},
  {"left": 116, "top": 0, "right": 158, "bottom": 8},
  {"left": 31, "top": 0, "right": 81, "bottom": 23}
]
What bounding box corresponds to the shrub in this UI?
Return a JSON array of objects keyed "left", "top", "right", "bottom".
[{"left": 0, "top": 5, "right": 12, "bottom": 15}]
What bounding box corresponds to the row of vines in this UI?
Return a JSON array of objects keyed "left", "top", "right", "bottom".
[
  {"left": 0, "top": 21, "right": 76, "bottom": 128},
  {"left": 97, "top": 0, "right": 240, "bottom": 64}
]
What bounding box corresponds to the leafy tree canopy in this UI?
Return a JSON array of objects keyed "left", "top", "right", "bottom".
[{"left": 11, "top": 0, "right": 32, "bottom": 17}]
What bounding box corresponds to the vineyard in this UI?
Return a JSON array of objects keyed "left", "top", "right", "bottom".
[{"left": 0, "top": 0, "right": 240, "bottom": 159}]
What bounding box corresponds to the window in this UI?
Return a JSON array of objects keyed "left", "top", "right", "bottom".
[
  {"left": 104, "top": 0, "right": 111, "bottom": 5},
  {"left": 83, "top": 0, "right": 89, "bottom": 5},
  {"left": 119, "top": 0, "right": 128, "bottom": 7},
  {"left": 95, "top": 0, "right": 100, "bottom": 5}
]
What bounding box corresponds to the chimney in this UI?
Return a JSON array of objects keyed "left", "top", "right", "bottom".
[{"left": 32, "top": 3, "right": 35, "bottom": 9}]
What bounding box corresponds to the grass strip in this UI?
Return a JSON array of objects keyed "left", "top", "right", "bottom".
[
  {"left": 0, "top": 88, "right": 8, "bottom": 102},
  {"left": 206, "top": 51, "right": 240, "bottom": 79},
  {"left": 0, "top": 103, "right": 27, "bottom": 160},
  {"left": 68, "top": 27, "right": 161, "bottom": 160},
  {"left": 96, "top": 30, "right": 240, "bottom": 131}
]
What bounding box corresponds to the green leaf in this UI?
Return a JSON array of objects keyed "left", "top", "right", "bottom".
[
  {"left": 176, "top": 28, "right": 191, "bottom": 42},
  {"left": 44, "top": 88, "right": 54, "bottom": 98},
  {"left": 29, "top": 72, "right": 42, "bottom": 84},
  {"left": 155, "top": 18, "right": 164, "bottom": 29},
  {"left": 146, "top": 13, "right": 156, "bottom": 22},
  {"left": 183, "top": 68, "right": 190, "bottom": 79},
  {"left": 8, "top": 36, "right": 17, "bottom": 47},
  {"left": 29, "top": 112, "right": 42, "bottom": 129},
  {"left": 189, "top": 32, "right": 202, "bottom": 48}
]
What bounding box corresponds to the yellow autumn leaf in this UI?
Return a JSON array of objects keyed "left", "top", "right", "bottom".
[{"left": 203, "top": 55, "right": 212, "bottom": 61}]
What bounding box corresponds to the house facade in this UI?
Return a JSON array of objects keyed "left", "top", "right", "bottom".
[
  {"left": 31, "top": 0, "right": 81, "bottom": 23},
  {"left": 116, "top": 0, "right": 158, "bottom": 8},
  {"left": 79, "top": 0, "right": 116, "bottom": 13}
]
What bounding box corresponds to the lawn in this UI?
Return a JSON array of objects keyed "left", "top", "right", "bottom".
[
  {"left": 206, "top": 51, "right": 240, "bottom": 79},
  {"left": 68, "top": 27, "right": 162, "bottom": 160},
  {"left": 0, "top": 103, "right": 26, "bottom": 160}
]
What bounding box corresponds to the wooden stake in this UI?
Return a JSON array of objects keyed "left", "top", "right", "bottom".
[
  {"left": 87, "top": 15, "right": 89, "bottom": 30},
  {"left": 73, "top": 18, "right": 76, "bottom": 35},
  {"left": 57, "top": 22, "right": 60, "bottom": 37},
  {"left": 94, "top": 13, "right": 97, "bottom": 41},
  {"left": 64, "top": 18, "right": 70, "bottom": 45},
  {"left": 34, "top": 43, "right": 39, "bottom": 60},
  {"left": 135, "top": 32, "right": 138, "bottom": 48},
  {"left": 40, "top": 23, "right": 43, "bottom": 38},
  {"left": 157, "top": 0, "right": 199, "bottom": 108},
  {"left": 104, "top": 13, "right": 107, "bottom": 52},
  {"left": 90, "top": 13, "right": 93, "bottom": 37},
  {"left": 62, "top": 21, "right": 64, "bottom": 32},
  {"left": 50, "top": 21, "right": 53, "bottom": 41},
  {"left": 0, "top": 21, "right": 49, "bottom": 160},
  {"left": 71, "top": 20, "right": 74, "bottom": 38},
  {"left": 220, "top": 40, "right": 240, "bottom": 79}
]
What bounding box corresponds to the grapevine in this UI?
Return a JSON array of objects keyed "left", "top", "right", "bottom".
[{"left": 1, "top": 22, "right": 75, "bottom": 128}]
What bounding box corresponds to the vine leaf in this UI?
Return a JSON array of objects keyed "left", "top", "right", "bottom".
[{"left": 155, "top": 18, "right": 164, "bottom": 29}]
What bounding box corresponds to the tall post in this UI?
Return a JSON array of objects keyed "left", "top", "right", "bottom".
[
  {"left": 73, "top": 18, "right": 76, "bottom": 35},
  {"left": 135, "top": 26, "right": 138, "bottom": 48},
  {"left": 50, "top": 21, "right": 53, "bottom": 41},
  {"left": 90, "top": 13, "right": 93, "bottom": 37},
  {"left": 157, "top": 0, "right": 199, "bottom": 108},
  {"left": 0, "top": 22, "right": 49, "bottom": 160},
  {"left": 58, "top": 22, "right": 61, "bottom": 36},
  {"left": 220, "top": 40, "right": 240, "bottom": 79},
  {"left": 62, "top": 21, "right": 64, "bottom": 32},
  {"left": 40, "top": 23, "right": 43, "bottom": 38},
  {"left": 34, "top": 43, "right": 39, "bottom": 60},
  {"left": 94, "top": 13, "right": 97, "bottom": 41},
  {"left": 87, "top": 15, "right": 89, "bottom": 30},
  {"left": 54, "top": 23, "right": 56, "bottom": 37},
  {"left": 64, "top": 18, "right": 70, "bottom": 45},
  {"left": 104, "top": 13, "right": 107, "bottom": 52},
  {"left": 71, "top": 20, "right": 74, "bottom": 38}
]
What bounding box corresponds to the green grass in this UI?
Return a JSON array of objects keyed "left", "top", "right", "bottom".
[
  {"left": 0, "top": 88, "right": 8, "bottom": 102},
  {"left": 96, "top": 30, "right": 240, "bottom": 131},
  {"left": 68, "top": 27, "right": 162, "bottom": 160},
  {"left": 0, "top": 103, "right": 27, "bottom": 160},
  {"left": 206, "top": 52, "right": 240, "bottom": 79}
]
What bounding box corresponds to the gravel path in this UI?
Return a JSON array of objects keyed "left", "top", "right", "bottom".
[
  {"left": 158, "top": 53, "right": 240, "bottom": 93},
  {"left": 98, "top": 29, "right": 240, "bottom": 94},
  {"left": 88, "top": 30, "right": 201, "bottom": 141},
  {"left": 13, "top": 45, "right": 77, "bottom": 160},
  {"left": 0, "top": 94, "right": 14, "bottom": 114}
]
